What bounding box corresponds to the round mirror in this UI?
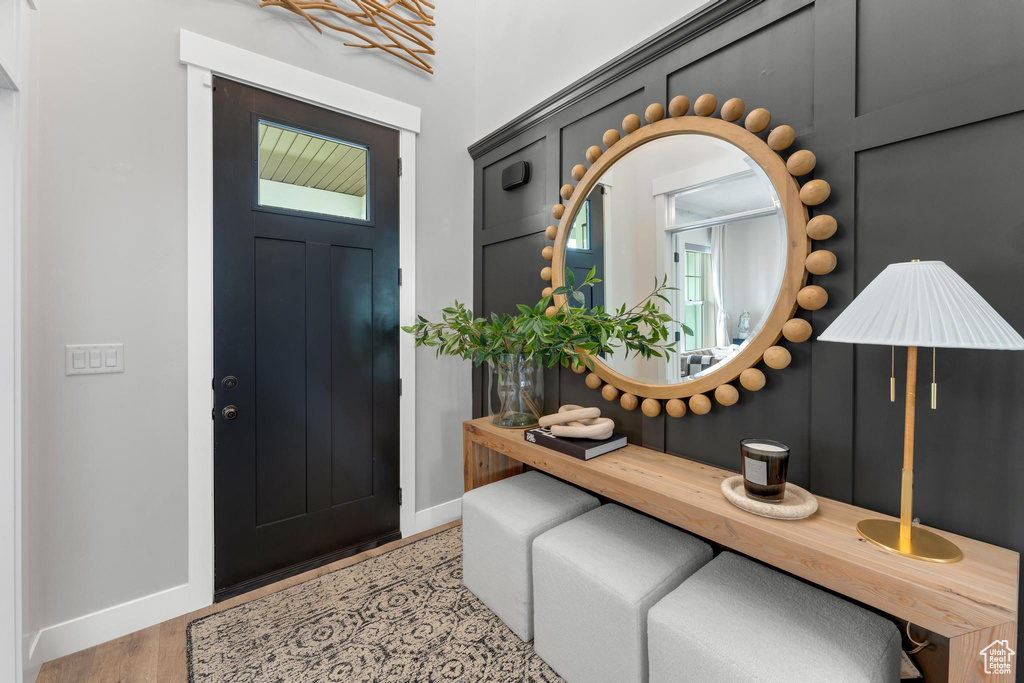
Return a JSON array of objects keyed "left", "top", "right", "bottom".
[
  {"left": 551, "top": 112, "right": 816, "bottom": 403},
  {"left": 564, "top": 134, "right": 786, "bottom": 385}
]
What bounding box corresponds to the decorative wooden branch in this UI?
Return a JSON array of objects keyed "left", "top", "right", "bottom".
[{"left": 259, "top": 0, "right": 436, "bottom": 74}]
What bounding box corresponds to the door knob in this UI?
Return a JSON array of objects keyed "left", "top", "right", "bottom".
[{"left": 222, "top": 405, "right": 239, "bottom": 420}]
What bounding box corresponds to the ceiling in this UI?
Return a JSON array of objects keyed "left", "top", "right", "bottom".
[
  {"left": 258, "top": 122, "right": 368, "bottom": 197},
  {"left": 672, "top": 171, "right": 778, "bottom": 224}
]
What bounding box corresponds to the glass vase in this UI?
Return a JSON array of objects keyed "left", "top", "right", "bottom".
[{"left": 487, "top": 354, "right": 544, "bottom": 428}]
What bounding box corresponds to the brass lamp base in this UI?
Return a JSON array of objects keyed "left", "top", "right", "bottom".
[{"left": 857, "top": 519, "right": 963, "bottom": 563}]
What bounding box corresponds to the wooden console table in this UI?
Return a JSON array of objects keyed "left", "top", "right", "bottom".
[{"left": 464, "top": 418, "right": 1018, "bottom": 683}]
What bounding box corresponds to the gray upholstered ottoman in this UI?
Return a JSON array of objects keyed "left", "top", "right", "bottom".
[
  {"left": 532, "top": 504, "right": 713, "bottom": 683},
  {"left": 648, "top": 552, "right": 902, "bottom": 683},
  {"left": 462, "top": 471, "right": 599, "bottom": 641}
]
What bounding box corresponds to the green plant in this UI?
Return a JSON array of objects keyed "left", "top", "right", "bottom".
[{"left": 402, "top": 267, "right": 690, "bottom": 370}]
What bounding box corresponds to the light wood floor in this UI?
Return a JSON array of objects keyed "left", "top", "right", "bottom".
[{"left": 37, "top": 521, "right": 461, "bottom": 682}]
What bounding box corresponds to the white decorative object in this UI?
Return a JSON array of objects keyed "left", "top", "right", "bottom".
[
  {"left": 557, "top": 403, "right": 600, "bottom": 416},
  {"left": 538, "top": 404, "right": 615, "bottom": 439},
  {"left": 736, "top": 309, "right": 751, "bottom": 340},
  {"left": 539, "top": 407, "right": 601, "bottom": 427},
  {"left": 550, "top": 418, "right": 614, "bottom": 440},
  {"left": 817, "top": 260, "right": 1024, "bottom": 349},
  {"left": 721, "top": 476, "right": 818, "bottom": 520}
]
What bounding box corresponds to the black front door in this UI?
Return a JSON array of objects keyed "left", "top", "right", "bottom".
[
  {"left": 213, "top": 78, "right": 400, "bottom": 599},
  {"left": 565, "top": 184, "right": 606, "bottom": 309}
]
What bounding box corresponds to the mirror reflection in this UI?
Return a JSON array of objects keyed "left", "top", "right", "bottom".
[{"left": 567, "top": 134, "right": 787, "bottom": 384}]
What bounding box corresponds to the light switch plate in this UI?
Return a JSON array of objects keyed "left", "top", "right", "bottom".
[{"left": 65, "top": 344, "right": 124, "bottom": 376}]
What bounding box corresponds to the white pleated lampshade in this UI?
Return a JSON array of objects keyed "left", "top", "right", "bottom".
[{"left": 818, "top": 261, "right": 1024, "bottom": 349}]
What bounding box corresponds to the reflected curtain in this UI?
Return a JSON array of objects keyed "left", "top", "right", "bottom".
[{"left": 710, "top": 225, "right": 731, "bottom": 347}]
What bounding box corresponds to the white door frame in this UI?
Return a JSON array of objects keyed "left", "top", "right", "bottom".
[
  {"left": 2, "top": 1, "right": 33, "bottom": 679},
  {"left": 180, "top": 30, "right": 419, "bottom": 610},
  {"left": 0, "top": 60, "right": 22, "bottom": 683}
]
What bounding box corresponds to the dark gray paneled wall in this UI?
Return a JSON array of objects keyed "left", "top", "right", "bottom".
[{"left": 471, "top": 0, "right": 1024, "bottom": 674}]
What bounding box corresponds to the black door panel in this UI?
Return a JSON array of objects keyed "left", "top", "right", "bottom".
[
  {"left": 253, "top": 237, "right": 307, "bottom": 527},
  {"left": 213, "top": 77, "right": 400, "bottom": 599},
  {"left": 565, "top": 186, "right": 606, "bottom": 310}
]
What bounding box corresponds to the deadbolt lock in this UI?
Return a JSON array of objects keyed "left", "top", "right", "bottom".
[
  {"left": 222, "top": 405, "right": 239, "bottom": 420},
  {"left": 221, "top": 376, "right": 238, "bottom": 390}
]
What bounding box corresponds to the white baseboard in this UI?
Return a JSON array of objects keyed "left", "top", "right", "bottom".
[
  {"left": 28, "top": 499, "right": 458, "bottom": 669},
  {"left": 28, "top": 582, "right": 207, "bottom": 667},
  {"left": 23, "top": 629, "right": 41, "bottom": 681},
  {"left": 413, "top": 498, "right": 461, "bottom": 535}
]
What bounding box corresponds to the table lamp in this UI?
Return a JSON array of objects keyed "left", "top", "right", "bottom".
[{"left": 818, "top": 260, "right": 1024, "bottom": 562}]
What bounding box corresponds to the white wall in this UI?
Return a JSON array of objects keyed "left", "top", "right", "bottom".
[
  {"left": 24, "top": 0, "right": 476, "bottom": 665},
  {"left": 473, "top": 0, "right": 711, "bottom": 137},
  {"left": 721, "top": 214, "right": 785, "bottom": 339}
]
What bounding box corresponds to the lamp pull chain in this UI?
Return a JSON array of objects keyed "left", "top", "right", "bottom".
[
  {"left": 931, "top": 347, "right": 938, "bottom": 410},
  {"left": 890, "top": 346, "right": 896, "bottom": 402}
]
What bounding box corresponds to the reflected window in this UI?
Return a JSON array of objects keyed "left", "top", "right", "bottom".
[
  {"left": 567, "top": 199, "right": 590, "bottom": 250},
  {"left": 681, "top": 246, "right": 711, "bottom": 352},
  {"left": 257, "top": 120, "right": 368, "bottom": 221}
]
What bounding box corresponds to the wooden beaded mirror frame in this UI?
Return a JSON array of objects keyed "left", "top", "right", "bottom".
[{"left": 541, "top": 94, "right": 836, "bottom": 419}]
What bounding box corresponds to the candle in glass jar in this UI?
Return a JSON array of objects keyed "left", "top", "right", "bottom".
[{"left": 740, "top": 439, "right": 790, "bottom": 503}]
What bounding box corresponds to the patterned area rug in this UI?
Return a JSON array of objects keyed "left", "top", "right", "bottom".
[{"left": 188, "top": 527, "right": 562, "bottom": 682}]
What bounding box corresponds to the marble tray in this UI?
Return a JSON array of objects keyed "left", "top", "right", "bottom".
[{"left": 721, "top": 475, "right": 818, "bottom": 520}]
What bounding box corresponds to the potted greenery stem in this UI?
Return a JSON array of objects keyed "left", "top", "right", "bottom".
[{"left": 402, "top": 268, "right": 686, "bottom": 428}]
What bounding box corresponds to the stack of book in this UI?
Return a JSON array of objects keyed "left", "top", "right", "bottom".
[{"left": 524, "top": 426, "right": 627, "bottom": 460}]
